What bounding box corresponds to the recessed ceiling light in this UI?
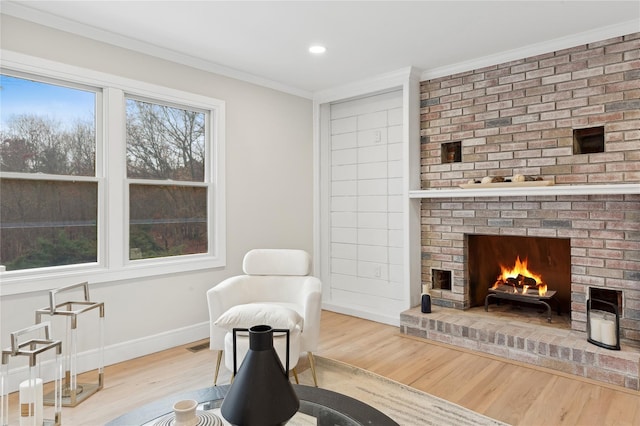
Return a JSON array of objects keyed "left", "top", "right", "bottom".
[{"left": 309, "top": 45, "right": 326, "bottom": 54}]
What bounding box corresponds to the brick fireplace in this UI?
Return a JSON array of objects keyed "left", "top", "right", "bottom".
[
  {"left": 401, "top": 32, "right": 640, "bottom": 389},
  {"left": 421, "top": 193, "right": 639, "bottom": 339}
]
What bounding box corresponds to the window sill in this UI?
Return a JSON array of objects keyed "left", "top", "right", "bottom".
[{"left": 0, "top": 255, "right": 224, "bottom": 296}]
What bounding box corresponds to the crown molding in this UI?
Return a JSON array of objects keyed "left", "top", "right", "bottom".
[
  {"left": 1, "top": 1, "right": 313, "bottom": 99},
  {"left": 421, "top": 19, "right": 640, "bottom": 81},
  {"left": 313, "top": 66, "right": 421, "bottom": 105}
]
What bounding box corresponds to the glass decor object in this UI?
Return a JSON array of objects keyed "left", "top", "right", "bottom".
[
  {"left": 35, "top": 282, "right": 105, "bottom": 406},
  {"left": 221, "top": 325, "right": 299, "bottom": 426},
  {"left": 1, "top": 322, "right": 63, "bottom": 426}
]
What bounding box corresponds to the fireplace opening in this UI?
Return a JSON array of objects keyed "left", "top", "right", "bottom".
[{"left": 468, "top": 234, "right": 571, "bottom": 315}]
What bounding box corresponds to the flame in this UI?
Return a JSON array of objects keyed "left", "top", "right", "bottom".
[
  {"left": 497, "top": 256, "right": 544, "bottom": 285},
  {"left": 538, "top": 284, "right": 547, "bottom": 296}
]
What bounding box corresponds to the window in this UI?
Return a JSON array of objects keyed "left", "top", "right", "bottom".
[
  {"left": 0, "top": 53, "right": 225, "bottom": 293},
  {"left": 0, "top": 73, "right": 99, "bottom": 271},
  {"left": 126, "top": 96, "right": 209, "bottom": 259}
]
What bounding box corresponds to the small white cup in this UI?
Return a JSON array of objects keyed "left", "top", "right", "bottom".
[{"left": 173, "top": 399, "right": 198, "bottom": 426}]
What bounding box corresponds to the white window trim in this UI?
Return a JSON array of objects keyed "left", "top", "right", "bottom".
[{"left": 0, "top": 50, "right": 226, "bottom": 295}]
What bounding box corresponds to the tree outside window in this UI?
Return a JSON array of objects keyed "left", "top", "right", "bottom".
[
  {"left": 0, "top": 74, "right": 98, "bottom": 271},
  {"left": 125, "top": 98, "right": 209, "bottom": 260}
]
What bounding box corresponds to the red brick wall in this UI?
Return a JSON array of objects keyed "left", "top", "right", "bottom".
[
  {"left": 420, "top": 33, "right": 639, "bottom": 187},
  {"left": 419, "top": 33, "right": 640, "bottom": 341}
]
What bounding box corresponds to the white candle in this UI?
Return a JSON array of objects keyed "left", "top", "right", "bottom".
[
  {"left": 601, "top": 319, "right": 617, "bottom": 346},
  {"left": 19, "top": 378, "right": 43, "bottom": 426},
  {"left": 590, "top": 316, "right": 603, "bottom": 341}
]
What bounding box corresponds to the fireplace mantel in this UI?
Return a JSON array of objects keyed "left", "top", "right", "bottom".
[{"left": 409, "top": 183, "right": 640, "bottom": 199}]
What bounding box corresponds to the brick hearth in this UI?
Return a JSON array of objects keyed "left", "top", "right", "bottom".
[{"left": 400, "top": 306, "right": 640, "bottom": 390}]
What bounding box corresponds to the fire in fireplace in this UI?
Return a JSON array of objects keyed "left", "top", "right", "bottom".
[
  {"left": 468, "top": 235, "right": 571, "bottom": 314},
  {"left": 491, "top": 256, "right": 548, "bottom": 296},
  {"left": 487, "top": 256, "right": 562, "bottom": 322}
]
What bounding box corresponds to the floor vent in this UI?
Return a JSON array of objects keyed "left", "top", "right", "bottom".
[{"left": 186, "top": 341, "right": 210, "bottom": 353}]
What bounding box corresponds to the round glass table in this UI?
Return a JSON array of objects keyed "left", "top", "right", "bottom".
[{"left": 106, "top": 384, "right": 399, "bottom": 425}]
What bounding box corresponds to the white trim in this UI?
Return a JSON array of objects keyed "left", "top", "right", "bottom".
[
  {"left": 313, "top": 67, "right": 415, "bottom": 104},
  {"left": 0, "top": 50, "right": 227, "bottom": 295},
  {"left": 421, "top": 20, "right": 640, "bottom": 81},
  {"left": 0, "top": 1, "right": 313, "bottom": 100},
  {"left": 322, "top": 303, "right": 399, "bottom": 327},
  {"left": 2, "top": 321, "right": 210, "bottom": 393},
  {"left": 0, "top": 172, "right": 99, "bottom": 183},
  {"left": 0, "top": 257, "right": 222, "bottom": 296},
  {"left": 409, "top": 184, "right": 640, "bottom": 199},
  {"left": 315, "top": 102, "right": 331, "bottom": 304},
  {"left": 403, "top": 69, "right": 423, "bottom": 308},
  {"left": 1, "top": 51, "right": 226, "bottom": 110},
  {"left": 313, "top": 67, "right": 422, "bottom": 324}
]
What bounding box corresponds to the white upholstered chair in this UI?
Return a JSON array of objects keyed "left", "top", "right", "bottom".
[{"left": 206, "top": 249, "right": 322, "bottom": 386}]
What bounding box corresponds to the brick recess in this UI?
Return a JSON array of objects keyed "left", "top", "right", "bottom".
[{"left": 418, "top": 33, "right": 640, "bottom": 342}]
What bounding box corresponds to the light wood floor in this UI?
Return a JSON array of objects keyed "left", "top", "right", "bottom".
[{"left": 6, "top": 310, "right": 640, "bottom": 425}]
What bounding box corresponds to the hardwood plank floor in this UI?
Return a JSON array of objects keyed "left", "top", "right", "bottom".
[
  {"left": 317, "top": 312, "right": 639, "bottom": 426},
  {"left": 5, "top": 310, "right": 639, "bottom": 425}
]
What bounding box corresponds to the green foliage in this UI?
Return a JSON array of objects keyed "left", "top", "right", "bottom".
[
  {"left": 8, "top": 231, "right": 96, "bottom": 271},
  {"left": 129, "top": 225, "right": 185, "bottom": 259},
  {"left": 129, "top": 225, "right": 164, "bottom": 258}
]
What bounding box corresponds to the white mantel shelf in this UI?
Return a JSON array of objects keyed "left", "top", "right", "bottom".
[{"left": 409, "top": 183, "right": 640, "bottom": 199}]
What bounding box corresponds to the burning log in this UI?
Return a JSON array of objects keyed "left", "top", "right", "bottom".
[
  {"left": 499, "top": 274, "right": 538, "bottom": 287},
  {"left": 491, "top": 256, "right": 549, "bottom": 296},
  {"left": 504, "top": 274, "right": 538, "bottom": 288}
]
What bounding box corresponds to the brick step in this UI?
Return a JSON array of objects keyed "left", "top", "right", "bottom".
[{"left": 400, "top": 306, "right": 640, "bottom": 390}]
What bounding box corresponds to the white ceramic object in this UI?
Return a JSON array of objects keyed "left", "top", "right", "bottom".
[{"left": 173, "top": 399, "right": 198, "bottom": 426}]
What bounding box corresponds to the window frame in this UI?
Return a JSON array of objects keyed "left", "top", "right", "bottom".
[
  {"left": 0, "top": 51, "right": 226, "bottom": 296},
  {"left": 0, "top": 69, "right": 103, "bottom": 274},
  {"left": 124, "top": 93, "right": 213, "bottom": 264}
]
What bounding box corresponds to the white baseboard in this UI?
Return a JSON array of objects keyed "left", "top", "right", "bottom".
[
  {"left": 322, "top": 303, "right": 400, "bottom": 327},
  {"left": 2, "top": 321, "right": 209, "bottom": 393},
  {"left": 102, "top": 321, "right": 210, "bottom": 367}
]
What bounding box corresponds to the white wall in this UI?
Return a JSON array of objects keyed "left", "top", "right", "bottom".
[{"left": 0, "top": 15, "right": 313, "bottom": 375}]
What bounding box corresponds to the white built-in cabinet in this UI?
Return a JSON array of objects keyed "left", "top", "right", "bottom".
[{"left": 314, "top": 69, "right": 421, "bottom": 326}]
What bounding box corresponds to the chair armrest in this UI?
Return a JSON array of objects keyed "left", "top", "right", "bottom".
[
  {"left": 206, "top": 276, "right": 253, "bottom": 350},
  {"left": 300, "top": 276, "right": 322, "bottom": 352}
]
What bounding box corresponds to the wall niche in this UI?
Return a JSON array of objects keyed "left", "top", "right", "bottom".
[
  {"left": 573, "top": 126, "right": 604, "bottom": 154},
  {"left": 441, "top": 141, "right": 461, "bottom": 163}
]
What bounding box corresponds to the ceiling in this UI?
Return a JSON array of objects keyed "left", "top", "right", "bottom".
[{"left": 2, "top": 1, "right": 639, "bottom": 98}]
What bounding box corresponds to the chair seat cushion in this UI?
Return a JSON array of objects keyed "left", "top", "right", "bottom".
[{"left": 214, "top": 303, "right": 304, "bottom": 331}]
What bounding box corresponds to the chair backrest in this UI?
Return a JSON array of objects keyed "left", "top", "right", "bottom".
[
  {"left": 208, "top": 248, "right": 321, "bottom": 352},
  {"left": 243, "top": 249, "right": 311, "bottom": 276}
]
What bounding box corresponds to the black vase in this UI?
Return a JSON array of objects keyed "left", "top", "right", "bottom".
[
  {"left": 421, "top": 294, "right": 431, "bottom": 313},
  {"left": 221, "top": 325, "right": 300, "bottom": 425}
]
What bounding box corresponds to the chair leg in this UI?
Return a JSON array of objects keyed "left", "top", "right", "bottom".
[
  {"left": 307, "top": 352, "right": 318, "bottom": 387},
  {"left": 213, "top": 350, "right": 222, "bottom": 386},
  {"left": 292, "top": 368, "right": 299, "bottom": 384}
]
